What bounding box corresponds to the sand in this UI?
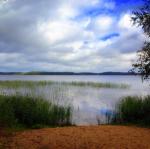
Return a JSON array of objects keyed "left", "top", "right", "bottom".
[{"left": 1, "top": 125, "right": 150, "bottom": 149}]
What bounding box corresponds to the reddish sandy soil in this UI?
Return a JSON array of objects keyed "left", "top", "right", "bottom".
[{"left": 0, "top": 125, "right": 150, "bottom": 149}]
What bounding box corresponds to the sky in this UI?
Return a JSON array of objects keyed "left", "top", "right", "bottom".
[{"left": 0, "top": 0, "right": 146, "bottom": 72}]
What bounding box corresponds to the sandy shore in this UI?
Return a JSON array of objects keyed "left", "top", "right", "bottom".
[{"left": 1, "top": 125, "right": 150, "bottom": 149}]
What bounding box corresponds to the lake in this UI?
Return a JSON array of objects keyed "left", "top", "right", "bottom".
[{"left": 0, "top": 75, "right": 149, "bottom": 125}]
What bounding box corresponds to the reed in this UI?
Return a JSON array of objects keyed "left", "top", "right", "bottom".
[
  {"left": 0, "top": 95, "right": 72, "bottom": 128},
  {"left": 113, "top": 96, "right": 150, "bottom": 126},
  {"left": 0, "top": 80, "right": 129, "bottom": 89}
]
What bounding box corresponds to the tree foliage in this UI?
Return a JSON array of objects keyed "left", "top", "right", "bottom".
[{"left": 132, "top": 0, "right": 150, "bottom": 80}]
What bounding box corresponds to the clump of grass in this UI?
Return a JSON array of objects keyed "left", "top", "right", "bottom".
[
  {"left": 113, "top": 96, "right": 150, "bottom": 126},
  {"left": 0, "top": 95, "right": 72, "bottom": 128}
]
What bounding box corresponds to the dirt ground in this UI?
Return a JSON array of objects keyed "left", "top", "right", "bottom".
[{"left": 0, "top": 125, "right": 150, "bottom": 149}]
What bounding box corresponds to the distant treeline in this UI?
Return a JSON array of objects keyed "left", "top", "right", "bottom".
[{"left": 0, "top": 71, "right": 139, "bottom": 75}]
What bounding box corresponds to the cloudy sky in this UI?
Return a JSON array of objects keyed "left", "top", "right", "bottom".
[{"left": 0, "top": 0, "right": 146, "bottom": 72}]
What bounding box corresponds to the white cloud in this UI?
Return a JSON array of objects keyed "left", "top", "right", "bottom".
[
  {"left": 57, "top": 4, "right": 78, "bottom": 19},
  {"left": 118, "top": 14, "right": 133, "bottom": 29},
  {"left": 0, "top": 0, "right": 146, "bottom": 72},
  {"left": 95, "top": 16, "right": 113, "bottom": 30},
  {"left": 89, "top": 15, "right": 116, "bottom": 38}
]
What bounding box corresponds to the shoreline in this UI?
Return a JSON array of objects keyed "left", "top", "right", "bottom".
[{"left": 1, "top": 125, "right": 150, "bottom": 149}]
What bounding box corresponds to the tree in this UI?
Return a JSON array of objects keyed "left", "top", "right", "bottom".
[{"left": 132, "top": 0, "right": 150, "bottom": 80}]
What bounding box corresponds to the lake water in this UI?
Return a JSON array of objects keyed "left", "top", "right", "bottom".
[{"left": 0, "top": 75, "right": 149, "bottom": 125}]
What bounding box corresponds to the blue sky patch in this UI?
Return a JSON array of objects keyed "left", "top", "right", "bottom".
[{"left": 100, "top": 33, "right": 120, "bottom": 41}]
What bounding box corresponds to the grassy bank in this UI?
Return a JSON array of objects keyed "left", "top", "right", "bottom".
[
  {"left": 0, "top": 80, "right": 129, "bottom": 89},
  {"left": 113, "top": 96, "right": 150, "bottom": 126},
  {"left": 0, "top": 95, "right": 72, "bottom": 128}
]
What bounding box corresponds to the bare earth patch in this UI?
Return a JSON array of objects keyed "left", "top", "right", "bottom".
[{"left": 1, "top": 126, "right": 150, "bottom": 149}]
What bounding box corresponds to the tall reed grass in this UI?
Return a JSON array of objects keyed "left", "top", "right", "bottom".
[
  {"left": 0, "top": 95, "right": 72, "bottom": 128},
  {"left": 113, "top": 96, "right": 150, "bottom": 126},
  {"left": 0, "top": 80, "right": 129, "bottom": 89}
]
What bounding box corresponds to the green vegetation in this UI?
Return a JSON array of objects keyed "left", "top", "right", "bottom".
[
  {"left": 0, "top": 80, "right": 135, "bottom": 129},
  {"left": 0, "top": 81, "right": 53, "bottom": 89},
  {"left": 132, "top": 0, "right": 150, "bottom": 81},
  {"left": 0, "top": 95, "right": 72, "bottom": 128},
  {"left": 67, "top": 81, "right": 129, "bottom": 88},
  {"left": 113, "top": 96, "right": 150, "bottom": 126},
  {"left": 0, "top": 80, "right": 129, "bottom": 89}
]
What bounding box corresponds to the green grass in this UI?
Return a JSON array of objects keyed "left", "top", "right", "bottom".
[
  {"left": 66, "top": 81, "right": 129, "bottom": 88},
  {"left": 0, "top": 80, "right": 130, "bottom": 89},
  {"left": 0, "top": 81, "right": 53, "bottom": 89},
  {"left": 0, "top": 95, "right": 72, "bottom": 128},
  {"left": 113, "top": 96, "right": 150, "bottom": 126}
]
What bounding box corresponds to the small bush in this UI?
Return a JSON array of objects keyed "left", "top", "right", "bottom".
[
  {"left": 113, "top": 96, "right": 150, "bottom": 126},
  {"left": 0, "top": 95, "right": 72, "bottom": 128}
]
